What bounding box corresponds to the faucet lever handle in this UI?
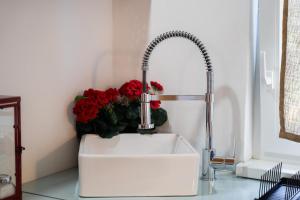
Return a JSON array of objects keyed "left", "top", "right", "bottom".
[{"left": 151, "top": 94, "right": 206, "bottom": 101}]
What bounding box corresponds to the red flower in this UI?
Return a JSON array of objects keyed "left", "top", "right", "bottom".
[
  {"left": 83, "top": 88, "right": 109, "bottom": 109},
  {"left": 119, "top": 80, "right": 145, "bottom": 100},
  {"left": 150, "top": 100, "right": 161, "bottom": 110},
  {"left": 150, "top": 81, "right": 163, "bottom": 91},
  {"left": 105, "top": 88, "right": 119, "bottom": 102},
  {"left": 73, "top": 98, "right": 99, "bottom": 123}
]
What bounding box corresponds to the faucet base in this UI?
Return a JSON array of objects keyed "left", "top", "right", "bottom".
[
  {"left": 201, "top": 148, "right": 216, "bottom": 181},
  {"left": 138, "top": 123, "right": 155, "bottom": 130}
]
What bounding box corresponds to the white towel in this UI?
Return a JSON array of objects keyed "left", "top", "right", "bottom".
[
  {"left": 0, "top": 127, "right": 15, "bottom": 184},
  {"left": 0, "top": 183, "right": 15, "bottom": 199}
]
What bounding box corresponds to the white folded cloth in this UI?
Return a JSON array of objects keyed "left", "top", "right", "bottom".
[{"left": 0, "top": 183, "right": 15, "bottom": 199}]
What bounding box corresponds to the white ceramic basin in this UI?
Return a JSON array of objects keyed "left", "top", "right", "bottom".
[{"left": 78, "top": 133, "right": 200, "bottom": 197}]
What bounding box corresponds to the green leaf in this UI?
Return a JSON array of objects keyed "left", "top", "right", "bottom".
[
  {"left": 151, "top": 108, "right": 168, "bottom": 127},
  {"left": 74, "top": 95, "right": 86, "bottom": 102},
  {"left": 74, "top": 99, "right": 168, "bottom": 138},
  {"left": 126, "top": 109, "right": 138, "bottom": 120},
  {"left": 106, "top": 107, "right": 118, "bottom": 125},
  {"left": 75, "top": 121, "right": 94, "bottom": 138}
]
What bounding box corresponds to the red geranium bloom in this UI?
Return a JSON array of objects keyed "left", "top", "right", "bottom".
[
  {"left": 150, "top": 100, "right": 161, "bottom": 110},
  {"left": 73, "top": 98, "right": 99, "bottom": 123},
  {"left": 83, "top": 88, "right": 109, "bottom": 109},
  {"left": 150, "top": 81, "right": 163, "bottom": 91},
  {"left": 119, "top": 80, "right": 146, "bottom": 100},
  {"left": 105, "top": 88, "right": 119, "bottom": 102}
]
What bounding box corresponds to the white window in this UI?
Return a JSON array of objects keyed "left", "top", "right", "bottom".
[
  {"left": 256, "top": 0, "right": 300, "bottom": 164},
  {"left": 237, "top": 0, "right": 300, "bottom": 179}
]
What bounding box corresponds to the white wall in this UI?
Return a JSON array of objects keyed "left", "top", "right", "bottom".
[
  {"left": 0, "top": 0, "right": 254, "bottom": 183},
  {"left": 113, "top": 0, "right": 253, "bottom": 162},
  {"left": 0, "top": 0, "right": 113, "bottom": 183}
]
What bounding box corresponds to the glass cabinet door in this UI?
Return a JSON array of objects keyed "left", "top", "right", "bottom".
[{"left": 0, "top": 107, "right": 16, "bottom": 199}]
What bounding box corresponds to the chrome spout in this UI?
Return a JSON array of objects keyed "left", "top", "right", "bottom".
[{"left": 138, "top": 30, "right": 215, "bottom": 181}]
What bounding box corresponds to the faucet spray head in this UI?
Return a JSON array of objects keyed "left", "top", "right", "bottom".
[{"left": 138, "top": 93, "right": 155, "bottom": 130}]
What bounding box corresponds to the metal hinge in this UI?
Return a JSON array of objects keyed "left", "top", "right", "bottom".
[{"left": 16, "top": 146, "right": 25, "bottom": 154}]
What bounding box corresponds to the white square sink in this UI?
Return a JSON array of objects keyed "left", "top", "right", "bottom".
[{"left": 78, "top": 133, "right": 200, "bottom": 197}]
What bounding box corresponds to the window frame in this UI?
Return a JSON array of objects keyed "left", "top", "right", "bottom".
[{"left": 237, "top": 0, "right": 300, "bottom": 179}]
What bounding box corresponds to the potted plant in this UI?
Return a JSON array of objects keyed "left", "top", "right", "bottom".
[{"left": 73, "top": 80, "right": 168, "bottom": 138}]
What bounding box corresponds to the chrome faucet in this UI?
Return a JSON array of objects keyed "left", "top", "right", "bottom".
[{"left": 138, "top": 30, "right": 215, "bottom": 181}]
